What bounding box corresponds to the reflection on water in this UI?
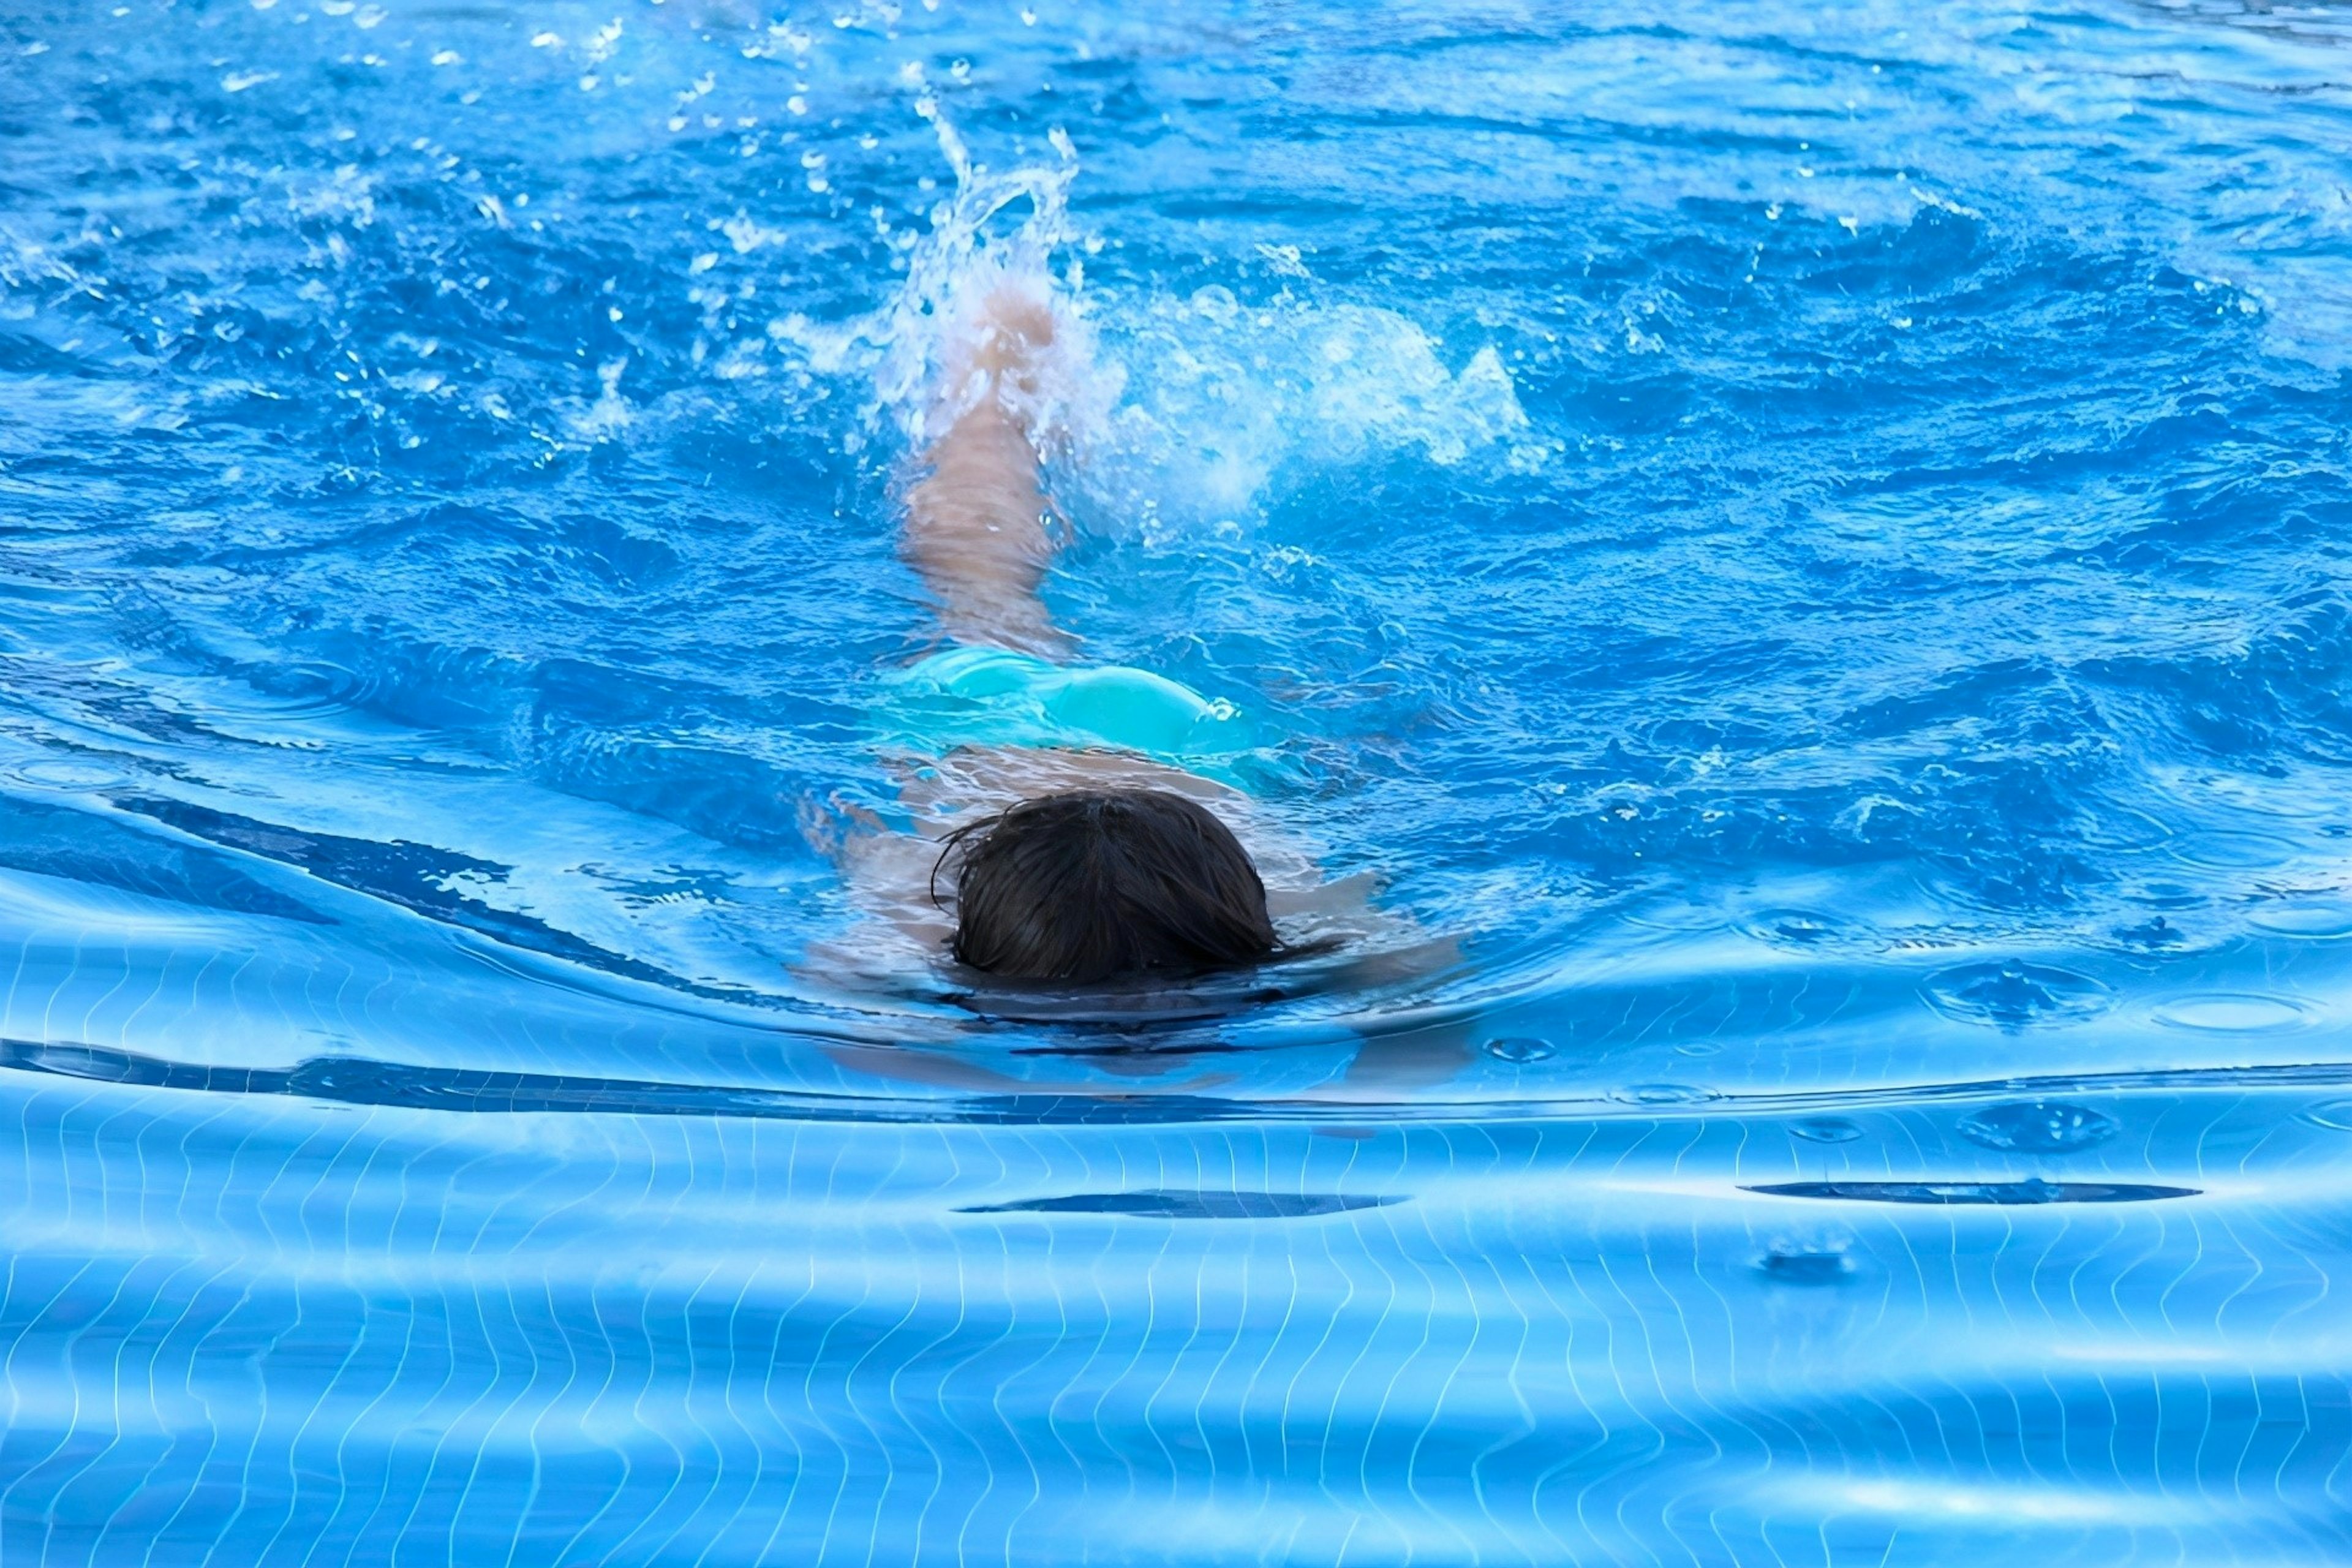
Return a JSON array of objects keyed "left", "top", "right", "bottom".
[{"left": 3, "top": 0, "right": 2352, "bottom": 1561}]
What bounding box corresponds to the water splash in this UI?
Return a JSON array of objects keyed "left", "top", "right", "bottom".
[
  {"left": 1924, "top": 961, "right": 2116, "bottom": 1029},
  {"left": 1077, "top": 290, "right": 1540, "bottom": 532},
  {"left": 780, "top": 99, "right": 1119, "bottom": 464},
  {"left": 2, "top": 3, "right": 2351, "bottom": 1562},
  {"left": 772, "top": 97, "right": 1536, "bottom": 534}
]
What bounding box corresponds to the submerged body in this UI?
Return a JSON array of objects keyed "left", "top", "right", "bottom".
[{"left": 831, "top": 282, "right": 1433, "bottom": 993}]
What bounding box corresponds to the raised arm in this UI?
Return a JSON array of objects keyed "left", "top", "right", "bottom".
[{"left": 901, "top": 287, "right": 1070, "bottom": 655}]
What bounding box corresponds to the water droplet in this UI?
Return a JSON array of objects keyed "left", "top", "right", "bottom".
[
  {"left": 1924, "top": 961, "right": 2112, "bottom": 1028},
  {"left": 2153, "top": 993, "right": 2312, "bottom": 1033},
  {"left": 1958, "top": 1101, "right": 2118, "bottom": 1153},
  {"left": 1789, "top": 1117, "right": 1863, "bottom": 1144},
  {"left": 1483, "top": 1036, "right": 1553, "bottom": 1064}
]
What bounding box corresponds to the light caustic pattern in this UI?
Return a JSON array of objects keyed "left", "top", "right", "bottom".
[
  {"left": 4, "top": 0, "right": 2352, "bottom": 1562},
  {"left": 6, "top": 1057, "right": 2352, "bottom": 1565}
]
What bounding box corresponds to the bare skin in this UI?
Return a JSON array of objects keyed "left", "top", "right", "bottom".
[
  {"left": 809, "top": 281, "right": 1468, "bottom": 1089},
  {"left": 899, "top": 288, "right": 1071, "bottom": 657},
  {"left": 837, "top": 286, "right": 1406, "bottom": 958}
]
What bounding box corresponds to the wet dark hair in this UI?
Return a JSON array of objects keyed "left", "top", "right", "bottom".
[{"left": 935, "top": 788, "right": 1281, "bottom": 983}]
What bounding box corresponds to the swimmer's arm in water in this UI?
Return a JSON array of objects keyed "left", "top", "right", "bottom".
[{"left": 901, "top": 289, "right": 1069, "bottom": 655}]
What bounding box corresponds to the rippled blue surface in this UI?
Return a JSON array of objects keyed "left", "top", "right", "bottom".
[{"left": 6, "top": 0, "right": 2352, "bottom": 1561}]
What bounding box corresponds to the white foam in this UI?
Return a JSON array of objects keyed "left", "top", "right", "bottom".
[
  {"left": 765, "top": 102, "right": 1111, "bottom": 453},
  {"left": 1084, "top": 294, "right": 1536, "bottom": 526},
  {"left": 772, "top": 104, "right": 1537, "bottom": 530}
]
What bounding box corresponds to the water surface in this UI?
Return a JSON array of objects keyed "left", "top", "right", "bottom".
[{"left": 3, "top": 0, "right": 2352, "bottom": 1561}]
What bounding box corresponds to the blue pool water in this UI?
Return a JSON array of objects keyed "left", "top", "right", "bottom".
[{"left": 5, "top": 0, "right": 2352, "bottom": 1561}]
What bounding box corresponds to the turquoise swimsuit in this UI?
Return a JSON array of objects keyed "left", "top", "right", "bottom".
[{"left": 871, "top": 646, "right": 1254, "bottom": 774}]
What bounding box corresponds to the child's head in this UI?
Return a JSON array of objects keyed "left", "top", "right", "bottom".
[{"left": 939, "top": 788, "right": 1278, "bottom": 983}]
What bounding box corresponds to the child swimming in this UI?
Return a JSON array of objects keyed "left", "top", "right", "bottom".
[{"left": 828, "top": 280, "right": 1426, "bottom": 994}]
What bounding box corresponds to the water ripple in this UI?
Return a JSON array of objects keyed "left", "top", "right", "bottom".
[
  {"left": 1958, "top": 1101, "right": 2120, "bottom": 1153},
  {"left": 1924, "top": 961, "right": 2116, "bottom": 1028},
  {"left": 1746, "top": 1179, "right": 2199, "bottom": 1205},
  {"left": 958, "top": 1191, "right": 1401, "bottom": 1219}
]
